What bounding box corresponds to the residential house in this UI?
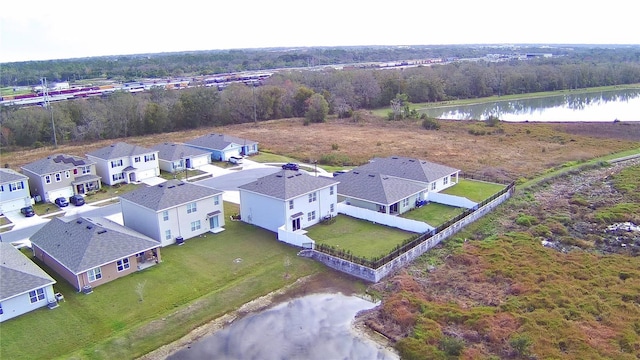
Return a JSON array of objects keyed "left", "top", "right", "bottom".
[
  {"left": 184, "top": 133, "right": 258, "bottom": 162},
  {"left": 238, "top": 170, "right": 339, "bottom": 233},
  {"left": 151, "top": 142, "right": 210, "bottom": 174},
  {"left": 0, "top": 243, "right": 57, "bottom": 322},
  {"left": 21, "top": 154, "right": 101, "bottom": 203},
  {"left": 0, "top": 168, "right": 32, "bottom": 213},
  {"left": 337, "top": 156, "right": 460, "bottom": 215},
  {"left": 86, "top": 142, "right": 159, "bottom": 186},
  {"left": 119, "top": 180, "right": 225, "bottom": 247},
  {"left": 30, "top": 216, "right": 161, "bottom": 292}
]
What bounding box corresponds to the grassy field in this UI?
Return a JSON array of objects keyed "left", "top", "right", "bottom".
[
  {"left": 402, "top": 203, "right": 465, "bottom": 227},
  {"left": 0, "top": 202, "right": 326, "bottom": 360},
  {"left": 306, "top": 215, "right": 415, "bottom": 259},
  {"left": 441, "top": 179, "right": 506, "bottom": 202}
]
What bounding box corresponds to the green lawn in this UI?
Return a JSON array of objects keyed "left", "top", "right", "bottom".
[
  {"left": 441, "top": 179, "right": 506, "bottom": 202},
  {"left": 0, "top": 202, "right": 325, "bottom": 360},
  {"left": 305, "top": 215, "right": 415, "bottom": 259},
  {"left": 402, "top": 202, "right": 465, "bottom": 227}
]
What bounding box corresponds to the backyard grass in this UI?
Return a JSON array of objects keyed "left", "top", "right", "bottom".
[
  {"left": 0, "top": 202, "right": 326, "bottom": 360},
  {"left": 402, "top": 202, "right": 466, "bottom": 227},
  {"left": 305, "top": 215, "right": 415, "bottom": 259},
  {"left": 441, "top": 179, "right": 506, "bottom": 202}
]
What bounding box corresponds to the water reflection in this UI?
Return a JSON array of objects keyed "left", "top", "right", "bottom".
[
  {"left": 168, "top": 293, "right": 398, "bottom": 360},
  {"left": 422, "top": 89, "right": 640, "bottom": 122}
]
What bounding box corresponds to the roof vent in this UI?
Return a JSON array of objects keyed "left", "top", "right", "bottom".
[
  {"left": 86, "top": 225, "right": 93, "bottom": 229},
  {"left": 353, "top": 171, "right": 359, "bottom": 175},
  {"left": 295, "top": 173, "right": 302, "bottom": 176},
  {"left": 177, "top": 183, "right": 185, "bottom": 186},
  {"left": 276, "top": 175, "right": 283, "bottom": 178},
  {"left": 97, "top": 229, "right": 107, "bottom": 234},
  {"left": 368, "top": 174, "right": 375, "bottom": 177},
  {"left": 391, "top": 156, "right": 398, "bottom": 159},
  {"left": 158, "top": 184, "right": 164, "bottom": 187},
  {"left": 76, "top": 219, "right": 83, "bottom": 224},
  {"left": 168, "top": 185, "right": 176, "bottom": 189}
]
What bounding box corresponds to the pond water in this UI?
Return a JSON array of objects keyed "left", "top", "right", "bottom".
[
  {"left": 167, "top": 293, "right": 399, "bottom": 360},
  {"left": 421, "top": 88, "right": 640, "bottom": 122}
]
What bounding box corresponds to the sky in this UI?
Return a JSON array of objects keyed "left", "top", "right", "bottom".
[{"left": 1, "top": 0, "right": 638, "bottom": 63}]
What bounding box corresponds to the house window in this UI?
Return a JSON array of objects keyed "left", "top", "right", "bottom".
[
  {"left": 162, "top": 210, "right": 169, "bottom": 221},
  {"left": 187, "top": 202, "right": 197, "bottom": 214},
  {"left": 165, "top": 229, "right": 172, "bottom": 240},
  {"left": 308, "top": 192, "right": 317, "bottom": 203},
  {"left": 214, "top": 195, "right": 220, "bottom": 206},
  {"left": 0, "top": 185, "right": 3, "bottom": 192},
  {"left": 191, "top": 220, "right": 201, "bottom": 231},
  {"left": 110, "top": 159, "right": 123, "bottom": 168},
  {"left": 45, "top": 175, "right": 51, "bottom": 184},
  {"left": 116, "top": 258, "right": 130, "bottom": 272},
  {"left": 330, "top": 186, "right": 334, "bottom": 195},
  {"left": 0, "top": 303, "right": 3, "bottom": 315},
  {"left": 307, "top": 211, "right": 316, "bottom": 221},
  {"left": 74, "top": 168, "right": 78, "bottom": 175},
  {"left": 87, "top": 267, "right": 102, "bottom": 282},
  {"left": 330, "top": 203, "right": 335, "bottom": 213},
  {"left": 431, "top": 182, "right": 436, "bottom": 191},
  {"left": 134, "top": 157, "right": 141, "bottom": 163},
  {"left": 144, "top": 154, "right": 156, "bottom": 162},
  {"left": 65, "top": 170, "right": 70, "bottom": 178},
  {"left": 112, "top": 173, "right": 125, "bottom": 182},
  {"left": 29, "top": 289, "right": 45, "bottom": 303},
  {"left": 9, "top": 181, "right": 24, "bottom": 191},
  {"left": 55, "top": 173, "right": 61, "bottom": 182},
  {"left": 443, "top": 176, "right": 449, "bottom": 185},
  {"left": 289, "top": 200, "right": 294, "bottom": 210},
  {"left": 82, "top": 166, "right": 91, "bottom": 174}
]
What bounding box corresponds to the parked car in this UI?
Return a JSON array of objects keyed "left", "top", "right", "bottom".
[
  {"left": 229, "top": 156, "right": 243, "bottom": 165},
  {"left": 69, "top": 194, "right": 85, "bottom": 206},
  {"left": 20, "top": 206, "right": 35, "bottom": 217},
  {"left": 333, "top": 170, "right": 347, "bottom": 177},
  {"left": 282, "top": 163, "right": 299, "bottom": 171},
  {"left": 54, "top": 197, "right": 69, "bottom": 207}
]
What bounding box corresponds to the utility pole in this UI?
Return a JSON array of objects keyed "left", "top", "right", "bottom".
[
  {"left": 42, "top": 78, "right": 58, "bottom": 148},
  {"left": 252, "top": 83, "right": 257, "bottom": 126}
]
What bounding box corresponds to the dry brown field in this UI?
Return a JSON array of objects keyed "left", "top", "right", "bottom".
[{"left": 3, "top": 114, "right": 639, "bottom": 180}]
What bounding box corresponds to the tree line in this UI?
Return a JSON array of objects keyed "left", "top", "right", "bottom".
[{"left": 2, "top": 51, "right": 640, "bottom": 149}]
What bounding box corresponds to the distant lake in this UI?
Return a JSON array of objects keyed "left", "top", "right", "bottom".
[
  {"left": 421, "top": 88, "right": 640, "bottom": 122},
  {"left": 168, "top": 293, "right": 399, "bottom": 360}
]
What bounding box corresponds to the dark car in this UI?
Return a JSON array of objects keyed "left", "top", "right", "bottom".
[
  {"left": 20, "top": 206, "right": 35, "bottom": 217},
  {"left": 69, "top": 194, "right": 85, "bottom": 206},
  {"left": 333, "top": 170, "right": 347, "bottom": 177},
  {"left": 281, "top": 163, "right": 299, "bottom": 171},
  {"left": 54, "top": 197, "right": 69, "bottom": 207}
]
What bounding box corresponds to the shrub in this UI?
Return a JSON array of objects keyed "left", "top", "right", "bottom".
[
  {"left": 509, "top": 334, "right": 532, "bottom": 356},
  {"left": 439, "top": 336, "right": 465, "bottom": 356},
  {"left": 331, "top": 143, "right": 339, "bottom": 150},
  {"left": 422, "top": 117, "right": 441, "bottom": 130},
  {"left": 485, "top": 115, "right": 501, "bottom": 127},
  {"left": 530, "top": 224, "right": 551, "bottom": 237},
  {"left": 515, "top": 213, "right": 538, "bottom": 227}
]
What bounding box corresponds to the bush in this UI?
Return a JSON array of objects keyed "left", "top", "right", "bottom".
[
  {"left": 515, "top": 213, "right": 539, "bottom": 227},
  {"left": 439, "top": 336, "right": 465, "bottom": 356},
  {"left": 422, "top": 117, "right": 441, "bottom": 130},
  {"left": 485, "top": 115, "right": 501, "bottom": 127},
  {"left": 509, "top": 334, "right": 532, "bottom": 356}
]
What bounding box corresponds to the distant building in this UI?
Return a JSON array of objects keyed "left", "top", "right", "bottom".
[
  {"left": 151, "top": 143, "right": 210, "bottom": 174},
  {"left": 86, "top": 142, "right": 160, "bottom": 185},
  {"left": 0, "top": 168, "right": 32, "bottom": 213},
  {"left": 185, "top": 133, "right": 258, "bottom": 162}
]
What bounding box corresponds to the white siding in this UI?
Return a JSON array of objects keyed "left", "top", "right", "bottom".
[
  {"left": 0, "top": 285, "right": 56, "bottom": 323},
  {"left": 239, "top": 191, "right": 285, "bottom": 233}
]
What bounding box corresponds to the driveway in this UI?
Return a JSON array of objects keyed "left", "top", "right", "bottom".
[
  {"left": 140, "top": 176, "right": 167, "bottom": 186},
  {"left": 196, "top": 167, "right": 281, "bottom": 204},
  {"left": 3, "top": 209, "right": 49, "bottom": 231}
]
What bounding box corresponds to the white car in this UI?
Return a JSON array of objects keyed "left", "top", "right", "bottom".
[{"left": 229, "top": 156, "right": 243, "bottom": 165}]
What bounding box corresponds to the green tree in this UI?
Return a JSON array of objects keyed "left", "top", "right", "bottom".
[{"left": 305, "top": 93, "right": 329, "bottom": 123}]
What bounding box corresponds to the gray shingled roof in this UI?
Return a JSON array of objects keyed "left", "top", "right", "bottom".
[
  {"left": 185, "top": 133, "right": 257, "bottom": 151},
  {"left": 0, "top": 243, "right": 56, "bottom": 301},
  {"left": 119, "top": 179, "right": 223, "bottom": 211},
  {"left": 21, "top": 154, "right": 94, "bottom": 175},
  {"left": 336, "top": 170, "right": 426, "bottom": 205},
  {"left": 151, "top": 143, "right": 210, "bottom": 161},
  {"left": 0, "top": 168, "right": 27, "bottom": 184},
  {"left": 86, "top": 142, "right": 156, "bottom": 160},
  {"left": 29, "top": 216, "right": 160, "bottom": 274},
  {"left": 238, "top": 170, "right": 339, "bottom": 200},
  {"left": 355, "top": 156, "right": 459, "bottom": 184}
]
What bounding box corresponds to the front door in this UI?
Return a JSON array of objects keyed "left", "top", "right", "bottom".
[
  {"left": 209, "top": 215, "right": 219, "bottom": 229},
  {"left": 292, "top": 217, "right": 301, "bottom": 231}
]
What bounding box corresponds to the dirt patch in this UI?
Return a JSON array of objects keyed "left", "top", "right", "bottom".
[{"left": 555, "top": 121, "right": 640, "bottom": 141}]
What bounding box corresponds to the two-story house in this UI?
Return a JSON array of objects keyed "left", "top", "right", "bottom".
[
  {"left": 119, "top": 180, "right": 225, "bottom": 247},
  {"left": 0, "top": 168, "right": 32, "bottom": 213},
  {"left": 184, "top": 133, "right": 259, "bottom": 162},
  {"left": 20, "top": 154, "right": 101, "bottom": 203},
  {"left": 151, "top": 142, "right": 210, "bottom": 174},
  {"left": 238, "top": 170, "right": 339, "bottom": 233},
  {"left": 86, "top": 142, "right": 160, "bottom": 186},
  {"left": 0, "top": 243, "right": 57, "bottom": 323}
]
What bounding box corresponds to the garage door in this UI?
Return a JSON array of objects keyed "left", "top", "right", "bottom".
[
  {"left": 222, "top": 149, "right": 241, "bottom": 162},
  {"left": 0, "top": 198, "right": 30, "bottom": 213},
  {"left": 136, "top": 169, "right": 158, "bottom": 181},
  {"left": 46, "top": 187, "right": 74, "bottom": 203}
]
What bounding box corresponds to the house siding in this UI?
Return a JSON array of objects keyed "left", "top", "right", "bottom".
[
  {"left": 88, "top": 151, "right": 159, "bottom": 186},
  {"left": 77, "top": 256, "right": 136, "bottom": 291},
  {"left": 0, "top": 179, "right": 31, "bottom": 213},
  {"left": 33, "top": 245, "right": 81, "bottom": 290},
  {"left": 239, "top": 191, "right": 286, "bottom": 232},
  {"left": 0, "top": 285, "right": 56, "bottom": 323},
  {"left": 121, "top": 200, "right": 162, "bottom": 242}
]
